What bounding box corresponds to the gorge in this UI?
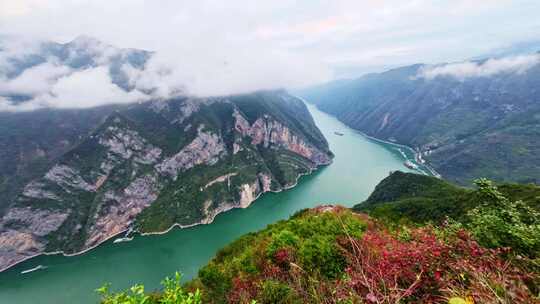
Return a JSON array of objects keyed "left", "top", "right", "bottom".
[{"left": 0, "top": 102, "right": 423, "bottom": 304}]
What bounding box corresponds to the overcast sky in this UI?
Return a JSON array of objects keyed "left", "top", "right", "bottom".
[{"left": 1, "top": 0, "right": 540, "bottom": 108}]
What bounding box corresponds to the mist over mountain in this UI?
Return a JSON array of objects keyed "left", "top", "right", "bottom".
[
  {"left": 0, "top": 36, "right": 168, "bottom": 111},
  {"left": 2, "top": 2, "right": 540, "bottom": 303},
  {"left": 299, "top": 53, "right": 540, "bottom": 185}
]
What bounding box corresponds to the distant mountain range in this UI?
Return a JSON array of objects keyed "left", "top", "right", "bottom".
[
  {"left": 299, "top": 52, "right": 540, "bottom": 185},
  {"left": 473, "top": 39, "right": 540, "bottom": 60}
]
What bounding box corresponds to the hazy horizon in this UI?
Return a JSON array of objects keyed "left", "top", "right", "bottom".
[{"left": 1, "top": 0, "right": 540, "bottom": 110}]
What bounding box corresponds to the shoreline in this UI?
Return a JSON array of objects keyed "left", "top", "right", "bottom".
[
  {"left": 0, "top": 228, "right": 130, "bottom": 273},
  {"left": 356, "top": 131, "right": 441, "bottom": 178},
  {"left": 140, "top": 160, "right": 329, "bottom": 236},
  {"left": 301, "top": 99, "right": 441, "bottom": 179},
  {"left": 0, "top": 160, "right": 331, "bottom": 273}
]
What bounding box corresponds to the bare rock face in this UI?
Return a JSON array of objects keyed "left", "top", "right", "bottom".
[
  {"left": 236, "top": 173, "right": 274, "bottom": 208},
  {"left": 0, "top": 230, "right": 45, "bottom": 271},
  {"left": 203, "top": 173, "right": 238, "bottom": 190},
  {"left": 0, "top": 207, "right": 69, "bottom": 270},
  {"left": 22, "top": 181, "right": 60, "bottom": 200},
  {"left": 99, "top": 125, "right": 162, "bottom": 164},
  {"left": 45, "top": 165, "right": 95, "bottom": 192},
  {"left": 201, "top": 172, "right": 273, "bottom": 224},
  {"left": 233, "top": 110, "right": 331, "bottom": 165},
  {"left": 156, "top": 125, "right": 227, "bottom": 178},
  {"left": 84, "top": 175, "right": 159, "bottom": 247},
  {"left": 238, "top": 182, "right": 260, "bottom": 208}
]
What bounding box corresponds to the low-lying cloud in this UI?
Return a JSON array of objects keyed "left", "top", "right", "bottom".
[
  {"left": 418, "top": 54, "right": 540, "bottom": 80},
  {"left": 0, "top": 35, "right": 331, "bottom": 111},
  {"left": 2, "top": 0, "right": 540, "bottom": 112},
  {"left": 0, "top": 37, "right": 182, "bottom": 111},
  {"left": 0, "top": 62, "right": 71, "bottom": 96}
]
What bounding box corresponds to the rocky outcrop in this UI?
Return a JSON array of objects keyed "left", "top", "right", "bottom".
[
  {"left": 45, "top": 165, "right": 95, "bottom": 192},
  {"left": 22, "top": 181, "right": 61, "bottom": 200},
  {"left": 237, "top": 173, "right": 273, "bottom": 208},
  {"left": 233, "top": 110, "right": 331, "bottom": 165},
  {"left": 199, "top": 173, "right": 273, "bottom": 225},
  {"left": 203, "top": 173, "right": 237, "bottom": 190},
  {"left": 99, "top": 125, "right": 162, "bottom": 164},
  {"left": 84, "top": 175, "right": 159, "bottom": 247},
  {"left": 156, "top": 125, "right": 227, "bottom": 179},
  {"left": 0, "top": 207, "right": 69, "bottom": 270}
]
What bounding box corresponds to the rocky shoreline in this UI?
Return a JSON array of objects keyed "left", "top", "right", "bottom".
[{"left": 140, "top": 162, "right": 329, "bottom": 236}]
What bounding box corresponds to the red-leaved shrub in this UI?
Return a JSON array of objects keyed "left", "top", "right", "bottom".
[{"left": 337, "top": 227, "right": 537, "bottom": 303}]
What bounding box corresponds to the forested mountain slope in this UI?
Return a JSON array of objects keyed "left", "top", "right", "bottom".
[
  {"left": 0, "top": 90, "right": 332, "bottom": 271},
  {"left": 300, "top": 54, "right": 540, "bottom": 185}
]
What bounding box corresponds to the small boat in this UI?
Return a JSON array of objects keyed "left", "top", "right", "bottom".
[
  {"left": 334, "top": 131, "right": 344, "bottom": 136},
  {"left": 21, "top": 265, "right": 47, "bottom": 274},
  {"left": 113, "top": 227, "right": 134, "bottom": 244},
  {"left": 404, "top": 160, "right": 418, "bottom": 170},
  {"left": 113, "top": 236, "right": 134, "bottom": 243}
]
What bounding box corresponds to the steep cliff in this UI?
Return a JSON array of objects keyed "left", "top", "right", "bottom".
[{"left": 0, "top": 90, "right": 332, "bottom": 271}]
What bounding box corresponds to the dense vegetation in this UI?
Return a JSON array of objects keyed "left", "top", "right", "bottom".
[
  {"left": 0, "top": 35, "right": 150, "bottom": 215},
  {"left": 298, "top": 58, "right": 540, "bottom": 185},
  {"left": 0, "top": 104, "right": 124, "bottom": 215},
  {"left": 100, "top": 172, "right": 540, "bottom": 303},
  {"left": 0, "top": 90, "right": 332, "bottom": 269},
  {"left": 355, "top": 171, "right": 540, "bottom": 224}
]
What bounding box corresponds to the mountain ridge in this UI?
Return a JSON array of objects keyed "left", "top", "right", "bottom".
[
  {"left": 299, "top": 54, "right": 540, "bottom": 185},
  {"left": 0, "top": 90, "right": 332, "bottom": 272},
  {"left": 98, "top": 172, "right": 540, "bottom": 303}
]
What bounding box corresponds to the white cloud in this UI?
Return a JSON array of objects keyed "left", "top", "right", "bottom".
[
  {"left": 0, "top": 36, "right": 43, "bottom": 75},
  {"left": 418, "top": 54, "right": 540, "bottom": 80},
  {"left": 1, "top": 66, "right": 148, "bottom": 111},
  {"left": 0, "top": 96, "right": 40, "bottom": 111},
  {"left": 0, "top": 61, "right": 71, "bottom": 95},
  {"left": 38, "top": 66, "right": 146, "bottom": 108},
  {"left": 1, "top": 0, "right": 540, "bottom": 110}
]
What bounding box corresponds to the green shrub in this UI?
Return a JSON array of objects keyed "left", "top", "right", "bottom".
[
  {"left": 259, "top": 280, "right": 299, "bottom": 304},
  {"left": 266, "top": 230, "right": 299, "bottom": 258},
  {"left": 467, "top": 179, "right": 540, "bottom": 257},
  {"left": 97, "top": 284, "right": 150, "bottom": 304},
  {"left": 161, "top": 272, "right": 202, "bottom": 304},
  {"left": 197, "top": 264, "right": 230, "bottom": 302},
  {"left": 298, "top": 234, "right": 345, "bottom": 278},
  {"left": 97, "top": 272, "right": 201, "bottom": 304}
]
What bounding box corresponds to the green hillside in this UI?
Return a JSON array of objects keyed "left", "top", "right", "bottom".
[
  {"left": 299, "top": 60, "right": 540, "bottom": 185},
  {"left": 100, "top": 173, "right": 540, "bottom": 303},
  {"left": 0, "top": 90, "right": 333, "bottom": 271}
]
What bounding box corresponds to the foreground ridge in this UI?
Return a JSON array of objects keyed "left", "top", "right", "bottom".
[{"left": 101, "top": 172, "right": 540, "bottom": 303}]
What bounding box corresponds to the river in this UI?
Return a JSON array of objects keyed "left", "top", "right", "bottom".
[{"left": 0, "top": 103, "right": 427, "bottom": 304}]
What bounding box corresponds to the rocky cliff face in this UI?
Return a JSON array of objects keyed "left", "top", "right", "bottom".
[
  {"left": 0, "top": 90, "right": 332, "bottom": 271},
  {"left": 233, "top": 110, "right": 331, "bottom": 165},
  {"left": 156, "top": 125, "right": 227, "bottom": 178}
]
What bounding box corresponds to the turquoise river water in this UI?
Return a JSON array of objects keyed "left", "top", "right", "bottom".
[{"left": 0, "top": 103, "right": 430, "bottom": 303}]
